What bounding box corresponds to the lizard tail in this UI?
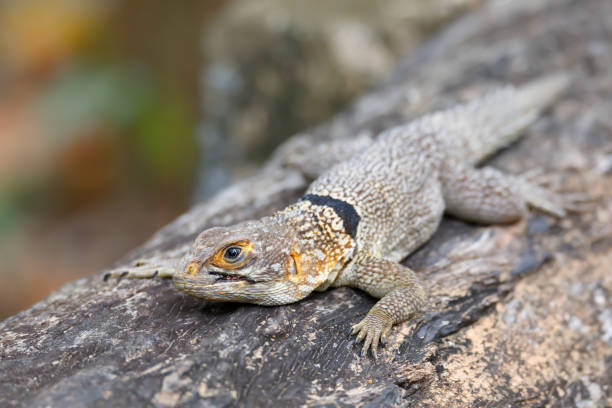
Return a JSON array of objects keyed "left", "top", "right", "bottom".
[{"left": 433, "top": 72, "right": 571, "bottom": 165}]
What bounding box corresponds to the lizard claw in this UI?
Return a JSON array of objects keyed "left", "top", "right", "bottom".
[
  {"left": 349, "top": 313, "right": 392, "bottom": 359},
  {"left": 353, "top": 332, "right": 364, "bottom": 345}
]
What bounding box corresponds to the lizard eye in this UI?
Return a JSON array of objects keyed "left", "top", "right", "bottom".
[
  {"left": 212, "top": 240, "right": 252, "bottom": 268},
  {"left": 223, "top": 246, "right": 242, "bottom": 262}
]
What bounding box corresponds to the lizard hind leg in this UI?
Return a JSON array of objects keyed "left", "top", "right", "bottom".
[
  {"left": 336, "top": 257, "right": 427, "bottom": 358},
  {"left": 441, "top": 166, "right": 592, "bottom": 224},
  {"left": 440, "top": 165, "right": 526, "bottom": 224},
  {"left": 440, "top": 164, "right": 589, "bottom": 223}
]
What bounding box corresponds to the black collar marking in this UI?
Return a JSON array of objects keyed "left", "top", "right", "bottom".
[{"left": 299, "top": 194, "right": 360, "bottom": 239}]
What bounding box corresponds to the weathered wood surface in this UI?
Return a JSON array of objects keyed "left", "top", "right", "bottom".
[{"left": 2, "top": 0, "right": 611, "bottom": 406}]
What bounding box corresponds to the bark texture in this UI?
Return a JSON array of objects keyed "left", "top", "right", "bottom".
[{"left": 1, "top": 0, "right": 611, "bottom": 406}]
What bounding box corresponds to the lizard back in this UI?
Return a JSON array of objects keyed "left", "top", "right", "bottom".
[{"left": 301, "top": 73, "right": 570, "bottom": 263}]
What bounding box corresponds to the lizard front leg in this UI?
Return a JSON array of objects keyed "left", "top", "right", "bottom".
[
  {"left": 104, "top": 259, "right": 176, "bottom": 281},
  {"left": 335, "top": 257, "right": 427, "bottom": 358}
]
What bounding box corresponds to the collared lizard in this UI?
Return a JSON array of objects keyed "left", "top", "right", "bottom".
[{"left": 106, "top": 73, "right": 583, "bottom": 358}]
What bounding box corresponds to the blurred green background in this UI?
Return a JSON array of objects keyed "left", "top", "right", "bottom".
[
  {"left": 0, "top": 0, "right": 224, "bottom": 318},
  {"left": 0, "top": 0, "right": 475, "bottom": 319}
]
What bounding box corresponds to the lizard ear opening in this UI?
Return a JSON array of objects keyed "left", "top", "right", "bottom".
[
  {"left": 286, "top": 253, "right": 298, "bottom": 276},
  {"left": 285, "top": 251, "right": 306, "bottom": 283}
]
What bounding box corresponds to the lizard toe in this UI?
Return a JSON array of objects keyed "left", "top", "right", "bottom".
[
  {"left": 380, "top": 325, "right": 393, "bottom": 347},
  {"left": 103, "top": 261, "right": 176, "bottom": 281}
]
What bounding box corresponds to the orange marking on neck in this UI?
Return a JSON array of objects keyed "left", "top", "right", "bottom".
[{"left": 285, "top": 251, "right": 304, "bottom": 283}]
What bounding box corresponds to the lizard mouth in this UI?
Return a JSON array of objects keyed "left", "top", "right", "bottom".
[{"left": 209, "top": 271, "right": 258, "bottom": 284}]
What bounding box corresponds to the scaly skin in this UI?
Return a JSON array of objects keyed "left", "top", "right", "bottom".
[{"left": 106, "top": 74, "right": 581, "bottom": 358}]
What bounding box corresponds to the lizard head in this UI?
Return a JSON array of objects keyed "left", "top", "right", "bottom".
[{"left": 173, "top": 218, "right": 324, "bottom": 305}]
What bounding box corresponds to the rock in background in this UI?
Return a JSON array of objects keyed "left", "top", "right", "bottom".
[{"left": 196, "top": 0, "right": 478, "bottom": 198}]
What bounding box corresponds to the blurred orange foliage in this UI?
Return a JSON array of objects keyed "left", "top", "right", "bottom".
[
  {"left": 0, "top": 0, "right": 226, "bottom": 319},
  {"left": 0, "top": 0, "right": 105, "bottom": 74}
]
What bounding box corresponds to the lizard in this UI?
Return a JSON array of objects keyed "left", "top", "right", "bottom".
[{"left": 106, "top": 73, "right": 581, "bottom": 359}]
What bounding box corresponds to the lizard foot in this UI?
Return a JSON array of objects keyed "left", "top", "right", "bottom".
[
  {"left": 516, "top": 172, "right": 595, "bottom": 217},
  {"left": 103, "top": 260, "right": 176, "bottom": 281},
  {"left": 350, "top": 310, "right": 393, "bottom": 359}
]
